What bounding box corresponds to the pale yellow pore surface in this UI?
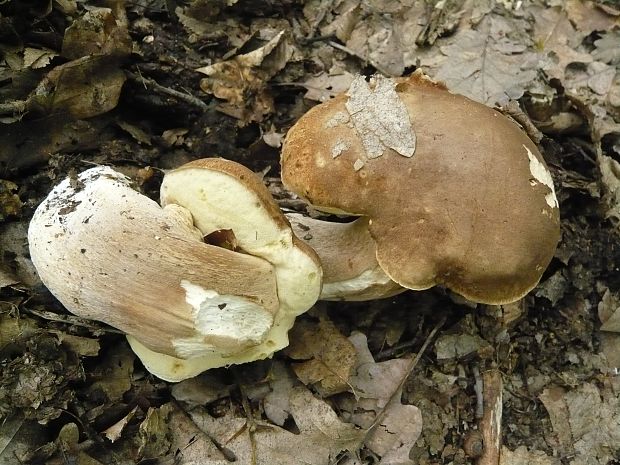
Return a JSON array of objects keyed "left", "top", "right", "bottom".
[{"left": 158, "top": 159, "right": 322, "bottom": 380}]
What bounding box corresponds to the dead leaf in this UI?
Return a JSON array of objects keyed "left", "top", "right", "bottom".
[
  {"left": 137, "top": 405, "right": 172, "bottom": 459},
  {"left": 0, "top": 268, "right": 19, "bottom": 289},
  {"left": 258, "top": 362, "right": 293, "bottom": 426},
  {"left": 598, "top": 155, "right": 620, "bottom": 221},
  {"left": 530, "top": 6, "right": 592, "bottom": 81},
  {"left": 598, "top": 288, "right": 620, "bottom": 332},
  {"left": 116, "top": 121, "right": 152, "bottom": 146},
  {"left": 262, "top": 126, "right": 284, "bottom": 148},
  {"left": 171, "top": 372, "right": 232, "bottom": 408},
  {"left": 0, "top": 180, "right": 22, "bottom": 220},
  {"left": 286, "top": 316, "right": 357, "bottom": 396},
  {"left": 50, "top": 331, "right": 100, "bottom": 357},
  {"left": 62, "top": 7, "right": 132, "bottom": 60},
  {"left": 196, "top": 30, "right": 293, "bottom": 123},
  {"left": 162, "top": 128, "right": 189, "bottom": 147},
  {"left": 338, "top": 332, "right": 423, "bottom": 464},
  {"left": 303, "top": 69, "right": 355, "bottom": 102},
  {"left": 88, "top": 343, "right": 134, "bottom": 402},
  {"left": 500, "top": 446, "right": 561, "bottom": 465},
  {"left": 535, "top": 271, "right": 569, "bottom": 305},
  {"left": 0, "top": 415, "right": 47, "bottom": 465},
  {"left": 23, "top": 48, "right": 58, "bottom": 69},
  {"left": 103, "top": 406, "right": 138, "bottom": 443},
  {"left": 421, "top": 15, "right": 538, "bottom": 105},
  {"left": 565, "top": 0, "right": 620, "bottom": 35},
  {"left": 593, "top": 31, "right": 620, "bottom": 65},
  {"left": 435, "top": 333, "right": 489, "bottom": 360},
  {"left": 29, "top": 56, "right": 126, "bottom": 119},
  {"left": 184, "top": 386, "right": 363, "bottom": 464},
  {"left": 539, "top": 383, "right": 620, "bottom": 465}
]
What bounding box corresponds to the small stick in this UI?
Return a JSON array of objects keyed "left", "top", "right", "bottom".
[
  {"left": 125, "top": 70, "right": 210, "bottom": 112},
  {"left": 472, "top": 364, "right": 484, "bottom": 419},
  {"left": 478, "top": 369, "right": 503, "bottom": 465},
  {"left": 502, "top": 100, "right": 543, "bottom": 144}
]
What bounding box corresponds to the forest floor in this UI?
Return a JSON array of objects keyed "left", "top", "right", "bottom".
[{"left": 1, "top": 0, "right": 620, "bottom": 464}]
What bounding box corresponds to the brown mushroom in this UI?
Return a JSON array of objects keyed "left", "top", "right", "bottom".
[
  {"left": 29, "top": 162, "right": 321, "bottom": 381},
  {"left": 281, "top": 72, "right": 560, "bottom": 304}
]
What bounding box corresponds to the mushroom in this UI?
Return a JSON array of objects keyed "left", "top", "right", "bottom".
[
  {"left": 281, "top": 72, "right": 560, "bottom": 305},
  {"left": 29, "top": 162, "right": 321, "bottom": 381},
  {"left": 287, "top": 214, "right": 405, "bottom": 300}
]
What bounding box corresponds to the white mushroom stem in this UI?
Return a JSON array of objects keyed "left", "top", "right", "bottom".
[{"left": 286, "top": 213, "right": 405, "bottom": 301}]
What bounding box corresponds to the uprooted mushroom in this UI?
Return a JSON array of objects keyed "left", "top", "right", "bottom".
[
  {"left": 28, "top": 160, "right": 322, "bottom": 382},
  {"left": 281, "top": 71, "right": 560, "bottom": 304}
]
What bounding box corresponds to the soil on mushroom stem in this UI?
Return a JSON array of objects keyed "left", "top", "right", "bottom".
[{"left": 1, "top": 2, "right": 619, "bottom": 464}]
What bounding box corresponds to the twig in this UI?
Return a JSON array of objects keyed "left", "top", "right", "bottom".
[
  {"left": 478, "top": 369, "right": 503, "bottom": 465},
  {"left": 0, "top": 100, "right": 28, "bottom": 116},
  {"left": 25, "top": 308, "right": 123, "bottom": 334},
  {"left": 502, "top": 100, "right": 543, "bottom": 144},
  {"left": 472, "top": 364, "right": 484, "bottom": 419},
  {"left": 125, "top": 70, "right": 210, "bottom": 111}
]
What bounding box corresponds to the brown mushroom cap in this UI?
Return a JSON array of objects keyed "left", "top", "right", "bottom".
[{"left": 281, "top": 73, "right": 560, "bottom": 304}]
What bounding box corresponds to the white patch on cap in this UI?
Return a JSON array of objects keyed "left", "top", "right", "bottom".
[
  {"left": 173, "top": 280, "right": 273, "bottom": 358},
  {"left": 525, "top": 144, "right": 558, "bottom": 209}
]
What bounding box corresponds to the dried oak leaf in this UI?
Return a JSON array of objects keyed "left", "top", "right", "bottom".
[
  {"left": 421, "top": 15, "right": 538, "bottom": 105},
  {"left": 286, "top": 317, "right": 357, "bottom": 396},
  {"left": 0, "top": 180, "right": 22, "bottom": 220},
  {"left": 181, "top": 386, "right": 363, "bottom": 465},
  {"left": 499, "top": 446, "right": 561, "bottom": 465},
  {"left": 530, "top": 6, "right": 592, "bottom": 81},
  {"left": 23, "top": 48, "right": 58, "bottom": 69},
  {"left": 539, "top": 382, "right": 620, "bottom": 465},
  {"left": 598, "top": 288, "right": 620, "bottom": 333},
  {"left": 593, "top": 31, "right": 620, "bottom": 66},
  {"left": 62, "top": 7, "right": 132, "bottom": 60},
  {"left": 338, "top": 332, "right": 423, "bottom": 465},
  {"left": 29, "top": 56, "right": 126, "bottom": 119},
  {"left": 565, "top": 0, "right": 620, "bottom": 35},
  {"left": 196, "top": 30, "right": 292, "bottom": 123}
]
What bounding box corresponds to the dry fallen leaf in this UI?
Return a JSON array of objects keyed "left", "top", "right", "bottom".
[
  {"left": 87, "top": 343, "right": 134, "bottom": 402},
  {"left": 179, "top": 385, "right": 363, "bottom": 465},
  {"left": 530, "top": 6, "right": 592, "bottom": 81},
  {"left": 303, "top": 68, "right": 355, "bottom": 102},
  {"left": 423, "top": 15, "right": 538, "bottom": 105},
  {"left": 286, "top": 316, "right": 357, "bottom": 396},
  {"left": 500, "top": 445, "right": 561, "bottom": 465},
  {"left": 196, "top": 30, "right": 293, "bottom": 123},
  {"left": 338, "top": 332, "right": 423, "bottom": 465},
  {"left": 593, "top": 31, "right": 620, "bottom": 66},
  {"left": 539, "top": 382, "right": 620, "bottom": 465},
  {"left": 0, "top": 180, "right": 22, "bottom": 220},
  {"left": 29, "top": 56, "right": 127, "bottom": 119},
  {"left": 23, "top": 48, "right": 58, "bottom": 69},
  {"left": 103, "top": 406, "right": 138, "bottom": 443},
  {"left": 62, "top": 7, "right": 132, "bottom": 60},
  {"left": 137, "top": 405, "right": 172, "bottom": 459}
]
